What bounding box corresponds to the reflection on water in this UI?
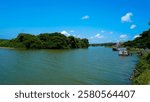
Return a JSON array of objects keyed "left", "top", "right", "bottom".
[{"left": 0, "top": 47, "right": 138, "bottom": 85}]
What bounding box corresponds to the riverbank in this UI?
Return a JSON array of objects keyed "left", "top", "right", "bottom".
[
  {"left": 131, "top": 50, "right": 150, "bottom": 84},
  {"left": 109, "top": 46, "right": 150, "bottom": 85},
  {"left": 0, "top": 47, "right": 15, "bottom": 49}
]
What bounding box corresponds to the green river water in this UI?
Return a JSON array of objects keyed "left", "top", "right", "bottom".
[{"left": 0, "top": 47, "right": 138, "bottom": 85}]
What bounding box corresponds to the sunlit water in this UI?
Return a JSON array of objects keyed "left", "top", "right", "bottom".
[{"left": 0, "top": 47, "right": 138, "bottom": 85}]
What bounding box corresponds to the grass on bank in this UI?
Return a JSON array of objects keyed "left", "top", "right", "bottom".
[{"left": 132, "top": 51, "right": 150, "bottom": 84}]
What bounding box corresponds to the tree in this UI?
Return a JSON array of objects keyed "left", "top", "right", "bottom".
[
  {"left": 123, "top": 29, "right": 150, "bottom": 48},
  {"left": 0, "top": 32, "right": 89, "bottom": 49}
]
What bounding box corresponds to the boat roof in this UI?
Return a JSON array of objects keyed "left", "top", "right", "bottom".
[{"left": 118, "top": 48, "right": 127, "bottom": 51}]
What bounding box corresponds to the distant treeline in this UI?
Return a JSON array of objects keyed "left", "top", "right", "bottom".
[
  {"left": 123, "top": 29, "right": 150, "bottom": 49},
  {"left": 0, "top": 33, "right": 89, "bottom": 49},
  {"left": 90, "top": 43, "right": 116, "bottom": 47}
]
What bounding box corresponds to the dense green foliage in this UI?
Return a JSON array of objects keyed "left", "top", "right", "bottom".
[
  {"left": 0, "top": 33, "right": 89, "bottom": 49},
  {"left": 124, "top": 29, "right": 150, "bottom": 49},
  {"left": 124, "top": 28, "right": 150, "bottom": 84},
  {"left": 132, "top": 51, "right": 150, "bottom": 84}
]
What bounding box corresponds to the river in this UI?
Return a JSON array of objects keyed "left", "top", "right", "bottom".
[{"left": 0, "top": 47, "right": 138, "bottom": 85}]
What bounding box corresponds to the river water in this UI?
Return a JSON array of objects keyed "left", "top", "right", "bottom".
[{"left": 0, "top": 47, "right": 138, "bottom": 85}]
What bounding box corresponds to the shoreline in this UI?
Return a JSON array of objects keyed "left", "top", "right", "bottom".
[
  {"left": 131, "top": 50, "right": 150, "bottom": 85},
  {"left": 0, "top": 47, "right": 15, "bottom": 49}
]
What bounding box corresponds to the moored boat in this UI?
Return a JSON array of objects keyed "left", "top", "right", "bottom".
[
  {"left": 112, "top": 47, "right": 118, "bottom": 51},
  {"left": 118, "top": 48, "right": 129, "bottom": 56}
]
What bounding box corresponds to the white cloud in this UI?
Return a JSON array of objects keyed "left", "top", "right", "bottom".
[
  {"left": 109, "top": 32, "right": 113, "bottom": 34},
  {"left": 101, "top": 30, "right": 105, "bottom": 33},
  {"left": 130, "top": 24, "right": 137, "bottom": 29},
  {"left": 61, "top": 30, "right": 71, "bottom": 36},
  {"left": 61, "top": 30, "right": 80, "bottom": 38},
  {"left": 134, "top": 35, "right": 140, "bottom": 39},
  {"left": 73, "top": 34, "right": 80, "bottom": 38},
  {"left": 120, "top": 34, "right": 128, "bottom": 39},
  {"left": 90, "top": 33, "right": 104, "bottom": 39},
  {"left": 81, "top": 15, "right": 90, "bottom": 20},
  {"left": 108, "top": 40, "right": 112, "bottom": 42},
  {"left": 95, "top": 34, "right": 104, "bottom": 38},
  {"left": 121, "top": 12, "right": 133, "bottom": 23},
  {"left": 70, "top": 30, "right": 75, "bottom": 33}
]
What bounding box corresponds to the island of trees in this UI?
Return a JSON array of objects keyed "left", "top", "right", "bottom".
[{"left": 0, "top": 32, "right": 89, "bottom": 49}]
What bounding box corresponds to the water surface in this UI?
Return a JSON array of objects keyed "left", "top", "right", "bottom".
[{"left": 0, "top": 47, "right": 138, "bottom": 85}]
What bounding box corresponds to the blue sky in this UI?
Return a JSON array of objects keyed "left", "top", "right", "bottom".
[{"left": 0, "top": 0, "right": 150, "bottom": 43}]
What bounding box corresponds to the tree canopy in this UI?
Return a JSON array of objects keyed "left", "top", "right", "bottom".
[
  {"left": 123, "top": 29, "right": 150, "bottom": 49},
  {"left": 0, "top": 32, "right": 89, "bottom": 49}
]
